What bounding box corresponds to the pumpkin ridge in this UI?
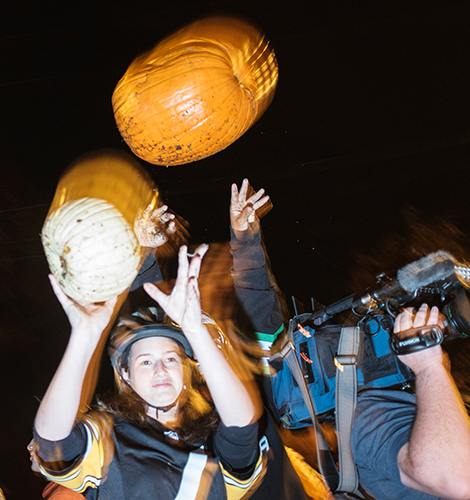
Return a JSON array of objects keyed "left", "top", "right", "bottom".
[
  {"left": 66, "top": 272, "right": 139, "bottom": 288},
  {"left": 62, "top": 205, "right": 127, "bottom": 234},
  {"left": 64, "top": 238, "right": 138, "bottom": 265},
  {"left": 57, "top": 204, "right": 124, "bottom": 244},
  {"left": 151, "top": 86, "right": 247, "bottom": 124},
  {"left": 65, "top": 232, "right": 139, "bottom": 261},
  {"left": 42, "top": 198, "right": 141, "bottom": 303},
  {"left": 67, "top": 266, "right": 139, "bottom": 285},
  {"left": 113, "top": 49, "right": 234, "bottom": 99},
  {"left": 45, "top": 198, "right": 107, "bottom": 232},
  {"left": 44, "top": 197, "right": 95, "bottom": 241},
  {"left": 123, "top": 72, "right": 254, "bottom": 128},
  {"left": 119, "top": 57, "right": 239, "bottom": 96},
  {"left": 139, "top": 39, "right": 235, "bottom": 64}
]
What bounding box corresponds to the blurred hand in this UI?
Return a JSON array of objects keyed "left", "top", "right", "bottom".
[
  {"left": 143, "top": 244, "right": 208, "bottom": 326},
  {"left": 394, "top": 303, "right": 448, "bottom": 375},
  {"left": 134, "top": 204, "right": 176, "bottom": 248},
  {"left": 230, "top": 178, "right": 271, "bottom": 232},
  {"left": 49, "top": 274, "right": 117, "bottom": 338}
]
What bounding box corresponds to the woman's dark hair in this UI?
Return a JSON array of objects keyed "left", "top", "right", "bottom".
[{"left": 96, "top": 353, "right": 220, "bottom": 445}]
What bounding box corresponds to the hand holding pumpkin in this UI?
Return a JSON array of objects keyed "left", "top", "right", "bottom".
[{"left": 49, "top": 274, "right": 118, "bottom": 341}]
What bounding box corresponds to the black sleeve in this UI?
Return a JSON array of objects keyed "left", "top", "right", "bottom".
[
  {"left": 130, "top": 252, "right": 162, "bottom": 291},
  {"left": 230, "top": 224, "right": 285, "bottom": 341},
  {"left": 212, "top": 420, "right": 259, "bottom": 478},
  {"left": 34, "top": 423, "right": 87, "bottom": 470}
]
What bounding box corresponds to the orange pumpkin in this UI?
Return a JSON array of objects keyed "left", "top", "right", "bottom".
[{"left": 112, "top": 15, "right": 279, "bottom": 166}]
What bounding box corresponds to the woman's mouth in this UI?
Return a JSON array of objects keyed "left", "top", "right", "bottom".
[{"left": 153, "top": 381, "right": 171, "bottom": 388}]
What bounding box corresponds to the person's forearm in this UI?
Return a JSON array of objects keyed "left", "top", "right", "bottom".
[
  {"left": 399, "top": 363, "right": 470, "bottom": 499},
  {"left": 230, "top": 225, "right": 285, "bottom": 338},
  {"left": 185, "top": 324, "right": 261, "bottom": 427},
  {"left": 34, "top": 328, "right": 98, "bottom": 441},
  {"left": 230, "top": 223, "right": 266, "bottom": 273}
]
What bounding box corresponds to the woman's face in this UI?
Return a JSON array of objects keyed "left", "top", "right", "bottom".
[{"left": 124, "top": 336, "right": 186, "bottom": 411}]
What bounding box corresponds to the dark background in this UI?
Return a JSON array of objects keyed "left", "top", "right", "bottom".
[{"left": 2, "top": 1, "right": 470, "bottom": 497}]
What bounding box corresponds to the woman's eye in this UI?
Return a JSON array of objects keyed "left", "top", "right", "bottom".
[
  {"left": 141, "top": 360, "right": 152, "bottom": 366},
  {"left": 166, "top": 357, "right": 176, "bottom": 363}
]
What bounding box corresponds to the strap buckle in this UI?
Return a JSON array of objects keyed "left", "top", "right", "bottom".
[{"left": 334, "top": 354, "right": 358, "bottom": 371}]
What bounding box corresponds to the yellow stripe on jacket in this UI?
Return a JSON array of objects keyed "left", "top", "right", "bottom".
[{"left": 39, "top": 413, "right": 114, "bottom": 493}]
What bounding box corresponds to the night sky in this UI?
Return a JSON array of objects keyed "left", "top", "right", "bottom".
[{"left": 2, "top": 1, "right": 470, "bottom": 497}]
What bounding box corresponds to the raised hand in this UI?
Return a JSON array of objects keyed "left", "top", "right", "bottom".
[
  {"left": 230, "top": 178, "right": 271, "bottom": 232},
  {"left": 36, "top": 276, "right": 119, "bottom": 440},
  {"left": 134, "top": 204, "right": 176, "bottom": 248},
  {"left": 143, "top": 244, "right": 208, "bottom": 326},
  {"left": 49, "top": 274, "right": 117, "bottom": 338},
  {"left": 177, "top": 275, "right": 204, "bottom": 337}
]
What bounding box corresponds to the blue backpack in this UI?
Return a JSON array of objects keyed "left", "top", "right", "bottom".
[{"left": 269, "top": 312, "right": 412, "bottom": 429}]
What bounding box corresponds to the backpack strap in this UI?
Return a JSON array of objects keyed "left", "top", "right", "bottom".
[
  {"left": 334, "top": 326, "right": 364, "bottom": 498},
  {"left": 272, "top": 321, "right": 367, "bottom": 498},
  {"left": 279, "top": 320, "right": 340, "bottom": 492}
]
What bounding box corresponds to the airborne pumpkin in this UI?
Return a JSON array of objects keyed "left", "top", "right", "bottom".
[
  {"left": 41, "top": 197, "right": 141, "bottom": 304},
  {"left": 112, "top": 15, "right": 279, "bottom": 166}
]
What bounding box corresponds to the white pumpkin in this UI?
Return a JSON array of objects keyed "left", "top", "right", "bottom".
[{"left": 41, "top": 197, "right": 141, "bottom": 303}]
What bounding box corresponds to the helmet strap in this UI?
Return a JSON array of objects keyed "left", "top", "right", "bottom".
[
  {"left": 122, "top": 377, "right": 186, "bottom": 420},
  {"left": 148, "top": 400, "right": 178, "bottom": 419}
]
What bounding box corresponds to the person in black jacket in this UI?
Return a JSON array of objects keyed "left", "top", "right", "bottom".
[{"left": 33, "top": 244, "right": 266, "bottom": 500}]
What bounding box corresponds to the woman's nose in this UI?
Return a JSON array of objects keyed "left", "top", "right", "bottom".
[{"left": 153, "top": 360, "right": 167, "bottom": 376}]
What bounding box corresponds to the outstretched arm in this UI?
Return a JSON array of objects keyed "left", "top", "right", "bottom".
[
  {"left": 144, "top": 245, "right": 262, "bottom": 427},
  {"left": 230, "top": 179, "right": 285, "bottom": 343},
  {"left": 34, "top": 276, "right": 117, "bottom": 441},
  {"left": 396, "top": 304, "right": 470, "bottom": 499}
]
